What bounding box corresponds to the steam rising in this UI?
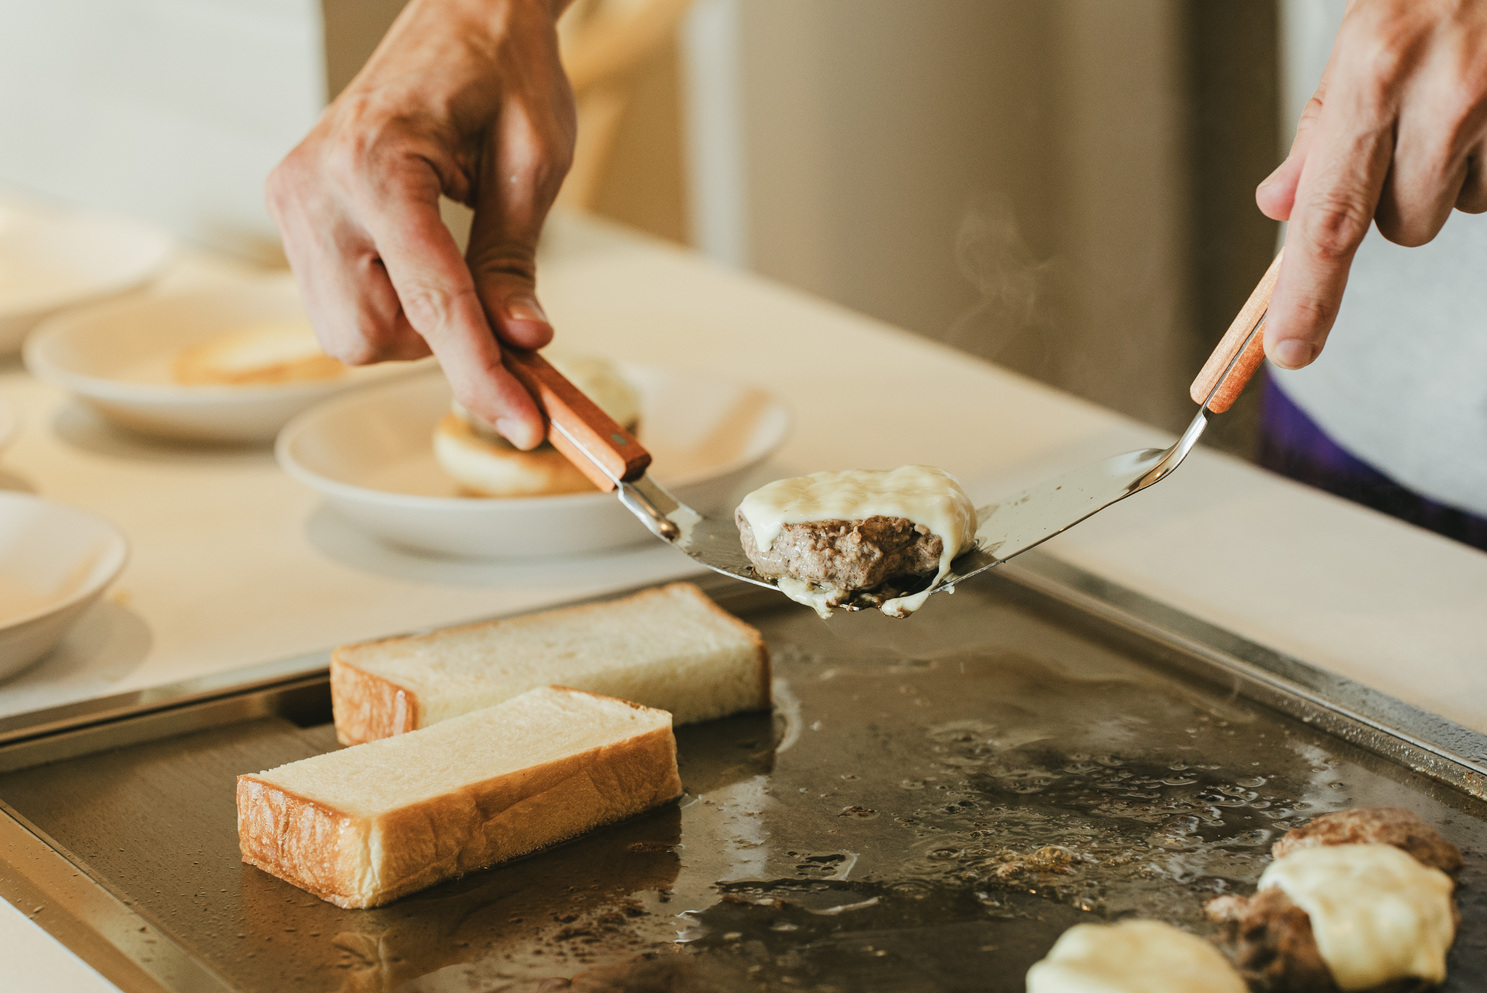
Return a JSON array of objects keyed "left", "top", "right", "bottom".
[{"left": 948, "top": 193, "right": 1061, "bottom": 381}]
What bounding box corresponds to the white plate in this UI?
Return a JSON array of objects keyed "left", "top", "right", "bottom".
[
  {"left": 0, "top": 200, "right": 174, "bottom": 354},
  {"left": 24, "top": 277, "right": 428, "bottom": 443},
  {"left": 277, "top": 367, "right": 791, "bottom": 558},
  {"left": 0, "top": 492, "right": 128, "bottom": 680}
]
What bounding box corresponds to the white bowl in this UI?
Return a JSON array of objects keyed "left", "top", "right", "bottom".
[
  {"left": 0, "top": 200, "right": 174, "bottom": 354},
  {"left": 277, "top": 367, "right": 791, "bottom": 558},
  {"left": 0, "top": 492, "right": 128, "bottom": 680},
  {"left": 24, "top": 277, "right": 428, "bottom": 443}
]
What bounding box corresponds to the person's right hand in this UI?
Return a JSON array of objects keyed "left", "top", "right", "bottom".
[{"left": 267, "top": 0, "right": 575, "bottom": 450}]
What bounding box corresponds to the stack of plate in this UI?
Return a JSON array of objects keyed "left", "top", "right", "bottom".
[{"left": 25, "top": 277, "right": 425, "bottom": 444}]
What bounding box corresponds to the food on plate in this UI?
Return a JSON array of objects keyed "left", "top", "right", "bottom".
[
  {"left": 1025, "top": 919, "right": 1247, "bottom": 993},
  {"left": 1205, "top": 807, "right": 1461, "bottom": 991},
  {"left": 171, "top": 319, "right": 344, "bottom": 385},
  {"left": 735, "top": 465, "right": 977, "bottom": 618},
  {"left": 237, "top": 686, "right": 682, "bottom": 909},
  {"left": 331, "top": 582, "right": 770, "bottom": 746},
  {"left": 433, "top": 354, "right": 640, "bottom": 497}
]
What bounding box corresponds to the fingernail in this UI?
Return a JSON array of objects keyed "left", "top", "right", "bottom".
[
  {"left": 505, "top": 294, "right": 547, "bottom": 325},
  {"left": 1270, "top": 339, "right": 1317, "bottom": 370}
]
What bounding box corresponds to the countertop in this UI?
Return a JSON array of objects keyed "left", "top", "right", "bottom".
[{"left": 3, "top": 211, "right": 1485, "bottom": 991}]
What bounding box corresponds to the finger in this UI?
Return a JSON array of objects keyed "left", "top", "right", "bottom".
[
  {"left": 1375, "top": 70, "right": 1478, "bottom": 245},
  {"left": 286, "top": 219, "right": 431, "bottom": 364},
  {"left": 331, "top": 253, "right": 432, "bottom": 363},
  {"left": 268, "top": 159, "right": 430, "bottom": 365},
  {"left": 465, "top": 81, "right": 575, "bottom": 352},
  {"left": 1458, "top": 151, "right": 1487, "bottom": 213},
  {"left": 363, "top": 185, "right": 547, "bottom": 450},
  {"left": 1266, "top": 99, "right": 1394, "bottom": 369},
  {"left": 1258, "top": 64, "right": 1334, "bottom": 221}
]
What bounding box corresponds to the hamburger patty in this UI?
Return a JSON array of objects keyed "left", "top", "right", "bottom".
[
  {"left": 1205, "top": 888, "right": 1339, "bottom": 993},
  {"left": 735, "top": 510, "right": 943, "bottom": 591},
  {"left": 1271, "top": 806, "right": 1463, "bottom": 874},
  {"left": 1205, "top": 807, "right": 1461, "bottom": 992}
]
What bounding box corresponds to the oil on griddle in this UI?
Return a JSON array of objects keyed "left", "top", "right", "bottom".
[{"left": 0, "top": 576, "right": 1482, "bottom": 992}]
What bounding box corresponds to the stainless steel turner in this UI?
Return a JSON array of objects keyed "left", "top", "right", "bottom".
[{"left": 506, "top": 250, "right": 1282, "bottom": 613}]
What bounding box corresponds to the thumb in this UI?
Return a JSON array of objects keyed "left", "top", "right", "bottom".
[
  {"left": 466, "top": 225, "right": 555, "bottom": 352},
  {"left": 465, "top": 104, "right": 570, "bottom": 353}
]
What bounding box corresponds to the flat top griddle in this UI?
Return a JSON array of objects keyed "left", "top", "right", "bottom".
[{"left": 1, "top": 555, "right": 1484, "bottom": 992}]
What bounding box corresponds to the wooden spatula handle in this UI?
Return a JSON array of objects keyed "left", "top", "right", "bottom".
[
  {"left": 502, "top": 348, "right": 651, "bottom": 491},
  {"left": 1189, "top": 249, "right": 1284, "bottom": 413}
]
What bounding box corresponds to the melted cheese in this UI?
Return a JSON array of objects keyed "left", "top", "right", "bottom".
[
  {"left": 738, "top": 466, "right": 976, "bottom": 618},
  {"left": 1026, "top": 919, "right": 1246, "bottom": 993},
  {"left": 1258, "top": 843, "right": 1455, "bottom": 990}
]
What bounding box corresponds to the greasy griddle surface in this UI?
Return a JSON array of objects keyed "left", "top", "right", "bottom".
[{"left": 2, "top": 578, "right": 1485, "bottom": 992}]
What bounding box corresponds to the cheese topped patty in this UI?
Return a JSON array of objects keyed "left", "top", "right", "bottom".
[
  {"left": 1258, "top": 842, "right": 1455, "bottom": 991},
  {"left": 737, "top": 465, "right": 977, "bottom": 616},
  {"left": 1026, "top": 919, "right": 1246, "bottom": 993}
]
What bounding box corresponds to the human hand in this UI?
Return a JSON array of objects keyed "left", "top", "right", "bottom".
[
  {"left": 1256, "top": 0, "right": 1487, "bottom": 369},
  {"left": 267, "top": 0, "right": 575, "bottom": 449}
]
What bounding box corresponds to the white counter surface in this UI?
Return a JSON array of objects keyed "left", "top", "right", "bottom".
[{"left": 3, "top": 212, "right": 1485, "bottom": 991}]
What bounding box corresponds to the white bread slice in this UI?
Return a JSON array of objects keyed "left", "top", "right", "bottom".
[
  {"left": 331, "top": 582, "right": 770, "bottom": 746},
  {"left": 238, "top": 686, "right": 682, "bottom": 909}
]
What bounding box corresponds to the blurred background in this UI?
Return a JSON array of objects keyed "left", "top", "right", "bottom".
[{"left": 0, "top": 0, "right": 1287, "bottom": 453}]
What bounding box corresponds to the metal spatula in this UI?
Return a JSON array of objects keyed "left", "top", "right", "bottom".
[{"left": 505, "top": 250, "right": 1281, "bottom": 612}]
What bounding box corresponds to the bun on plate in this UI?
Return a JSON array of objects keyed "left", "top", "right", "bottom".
[
  {"left": 172, "top": 319, "right": 344, "bottom": 386},
  {"left": 434, "top": 354, "right": 640, "bottom": 497}
]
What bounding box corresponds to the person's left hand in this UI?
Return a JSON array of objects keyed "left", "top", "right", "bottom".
[{"left": 1257, "top": 0, "right": 1487, "bottom": 369}]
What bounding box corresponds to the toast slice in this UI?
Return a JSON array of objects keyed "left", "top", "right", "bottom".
[
  {"left": 331, "top": 582, "right": 770, "bottom": 746},
  {"left": 237, "top": 686, "right": 682, "bottom": 909}
]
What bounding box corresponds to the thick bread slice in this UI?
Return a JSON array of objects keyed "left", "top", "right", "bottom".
[
  {"left": 331, "top": 582, "right": 770, "bottom": 746},
  {"left": 238, "top": 686, "right": 682, "bottom": 909}
]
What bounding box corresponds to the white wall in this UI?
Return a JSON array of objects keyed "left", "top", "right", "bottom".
[
  {"left": 0, "top": 0, "right": 327, "bottom": 261},
  {"left": 683, "top": 0, "right": 1197, "bottom": 430}
]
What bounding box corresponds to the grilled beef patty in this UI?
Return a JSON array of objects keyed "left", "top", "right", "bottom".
[
  {"left": 1271, "top": 806, "right": 1463, "bottom": 874},
  {"left": 1205, "top": 807, "right": 1461, "bottom": 992},
  {"left": 1206, "top": 888, "right": 1341, "bottom": 993},
  {"left": 735, "top": 510, "right": 943, "bottom": 591}
]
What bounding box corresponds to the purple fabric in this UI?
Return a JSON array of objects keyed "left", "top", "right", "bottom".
[{"left": 1258, "top": 378, "right": 1487, "bottom": 553}]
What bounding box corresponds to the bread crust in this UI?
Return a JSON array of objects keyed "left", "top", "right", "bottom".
[
  {"left": 238, "top": 719, "right": 683, "bottom": 909},
  {"left": 331, "top": 582, "right": 772, "bottom": 744},
  {"left": 330, "top": 652, "right": 419, "bottom": 746}
]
